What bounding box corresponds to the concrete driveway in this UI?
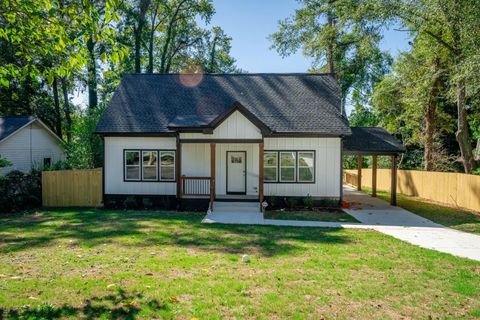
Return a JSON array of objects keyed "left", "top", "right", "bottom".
[{"left": 343, "top": 185, "right": 480, "bottom": 261}]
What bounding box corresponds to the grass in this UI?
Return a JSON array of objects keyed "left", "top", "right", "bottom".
[
  {"left": 264, "top": 209, "right": 359, "bottom": 222},
  {"left": 363, "top": 187, "right": 480, "bottom": 235},
  {"left": 0, "top": 209, "right": 479, "bottom": 319}
]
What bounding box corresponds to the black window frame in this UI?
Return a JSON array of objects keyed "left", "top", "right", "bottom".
[
  {"left": 263, "top": 150, "right": 316, "bottom": 184},
  {"left": 123, "top": 149, "right": 176, "bottom": 182}
]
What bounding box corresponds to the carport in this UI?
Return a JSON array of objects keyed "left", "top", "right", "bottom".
[{"left": 343, "top": 127, "right": 406, "bottom": 206}]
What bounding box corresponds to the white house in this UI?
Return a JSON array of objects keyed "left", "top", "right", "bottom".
[
  {"left": 0, "top": 116, "right": 65, "bottom": 174},
  {"left": 95, "top": 73, "right": 404, "bottom": 210}
]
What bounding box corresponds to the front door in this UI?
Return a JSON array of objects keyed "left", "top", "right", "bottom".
[{"left": 226, "top": 151, "right": 246, "bottom": 194}]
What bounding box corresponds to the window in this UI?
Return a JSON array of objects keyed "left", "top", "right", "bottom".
[
  {"left": 264, "top": 150, "right": 315, "bottom": 183},
  {"left": 264, "top": 152, "right": 278, "bottom": 182},
  {"left": 160, "top": 151, "right": 175, "bottom": 181},
  {"left": 142, "top": 151, "right": 158, "bottom": 181},
  {"left": 125, "top": 150, "right": 141, "bottom": 180},
  {"left": 43, "top": 157, "right": 51, "bottom": 167},
  {"left": 298, "top": 152, "right": 315, "bottom": 182},
  {"left": 280, "top": 152, "right": 296, "bottom": 182},
  {"left": 124, "top": 149, "right": 176, "bottom": 182}
]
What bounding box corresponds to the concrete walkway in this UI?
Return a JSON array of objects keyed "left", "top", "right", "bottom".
[
  {"left": 203, "top": 186, "right": 480, "bottom": 261},
  {"left": 343, "top": 185, "right": 480, "bottom": 261}
]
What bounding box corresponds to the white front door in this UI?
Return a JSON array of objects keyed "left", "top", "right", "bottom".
[{"left": 227, "top": 151, "right": 246, "bottom": 194}]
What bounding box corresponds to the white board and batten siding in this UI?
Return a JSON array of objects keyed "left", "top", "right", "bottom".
[
  {"left": 104, "top": 136, "right": 176, "bottom": 195},
  {"left": 180, "top": 110, "right": 262, "bottom": 140},
  {"left": 0, "top": 122, "right": 64, "bottom": 174},
  {"left": 104, "top": 110, "right": 342, "bottom": 199},
  {"left": 264, "top": 137, "right": 341, "bottom": 198}
]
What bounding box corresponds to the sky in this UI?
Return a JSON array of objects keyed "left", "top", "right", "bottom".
[
  {"left": 208, "top": 0, "right": 411, "bottom": 72},
  {"left": 73, "top": 0, "right": 412, "bottom": 111}
]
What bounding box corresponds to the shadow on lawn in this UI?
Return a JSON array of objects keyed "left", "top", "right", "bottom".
[
  {"left": 0, "top": 209, "right": 351, "bottom": 256},
  {"left": 1, "top": 289, "right": 165, "bottom": 320}
]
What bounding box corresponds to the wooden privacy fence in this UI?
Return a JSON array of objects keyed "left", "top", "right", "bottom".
[
  {"left": 42, "top": 169, "right": 103, "bottom": 207},
  {"left": 344, "top": 169, "right": 480, "bottom": 212}
]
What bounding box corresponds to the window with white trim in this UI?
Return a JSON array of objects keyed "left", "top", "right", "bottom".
[
  {"left": 125, "top": 150, "right": 141, "bottom": 181},
  {"left": 279, "top": 151, "right": 296, "bottom": 182},
  {"left": 264, "top": 152, "right": 278, "bottom": 182},
  {"left": 142, "top": 151, "right": 158, "bottom": 181},
  {"left": 297, "top": 151, "right": 315, "bottom": 182},
  {"left": 160, "top": 151, "right": 175, "bottom": 181}
]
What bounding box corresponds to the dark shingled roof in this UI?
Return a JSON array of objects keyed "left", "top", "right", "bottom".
[
  {"left": 0, "top": 116, "right": 36, "bottom": 142},
  {"left": 95, "top": 73, "right": 351, "bottom": 136},
  {"left": 343, "top": 127, "right": 406, "bottom": 155}
]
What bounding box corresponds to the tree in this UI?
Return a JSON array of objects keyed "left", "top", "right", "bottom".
[
  {"left": 378, "top": 0, "right": 480, "bottom": 172},
  {"left": 270, "top": 0, "right": 391, "bottom": 109}
]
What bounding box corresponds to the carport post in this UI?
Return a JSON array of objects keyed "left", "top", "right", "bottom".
[
  {"left": 390, "top": 155, "right": 397, "bottom": 206},
  {"left": 357, "top": 155, "right": 362, "bottom": 191},
  {"left": 372, "top": 155, "right": 377, "bottom": 197}
]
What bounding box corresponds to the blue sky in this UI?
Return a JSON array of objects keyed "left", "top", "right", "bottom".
[{"left": 209, "top": 0, "right": 411, "bottom": 72}]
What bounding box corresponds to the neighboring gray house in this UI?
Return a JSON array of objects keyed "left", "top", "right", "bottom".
[
  {"left": 0, "top": 116, "right": 65, "bottom": 174},
  {"left": 96, "top": 73, "right": 404, "bottom": 210}
]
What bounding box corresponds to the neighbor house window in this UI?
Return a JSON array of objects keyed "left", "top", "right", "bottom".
[
  {"left": 43, "top": 157, "right": 51, "bottom": 167},
  {"left": 142, "top": 151, "right": 158, "bottom": 181},
  {"left": 160, "top": 151, "right": 175, "bottom": 181},
  {"left": 298, "top": 151, "right": 315, "bottom": 182},
  {"left": 125, "top": 150, "right": 141, "bottom": 181},
  {"left": 279, "top": 151, "right": 296, "bottom": 182},
  {"left": 264, "top": 152, "right": 278, "bottom": 182}
]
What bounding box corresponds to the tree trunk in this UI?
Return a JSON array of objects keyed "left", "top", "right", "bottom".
[
  {"left": 326, "top": 0, "right": 336, "bottom": 76},
  {"left": 424, "top": 101, "right": 436, "bottom": 171},
  {"left": 147, "top": 29, "right": 155, "bottom": 73},
  {"left": 52, "top": 77, "right": 62, "bottom": 138},
  {"left": 424, "top": 61, "right": 442, "bottom": 171},
  {"left": 159, "top": 0, "right": 187, "bottom": 73},
  {"left": 455, "top": 78, "right": 476, "bottom": 173},
  {"left": 87, "top": 35, "right": 98, "bottom": 110},
  {"left": 147, "top": 3, "right": 159, "bottom": 73},
  {"left": 61, "top": 78, "right": 72, "bottom": 144},
  {"left": 134, "top": 0, "right": 150, "bottom": 73},
  {"left": 207, "top": 36, "right": 218, "bottom": 73}
]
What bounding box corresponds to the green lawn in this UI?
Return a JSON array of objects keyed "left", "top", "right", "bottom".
[
  {"left": 0, "top": 209, "right": 479, "bottom": 319},
  {"left": 363, "top": 187, "right": 480, "bottom": 235},
  {"left": 264, "top": 209, "right": 359, "bottom": 222}
]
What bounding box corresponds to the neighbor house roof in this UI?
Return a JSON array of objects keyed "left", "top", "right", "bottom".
[
  {"left": 95, "top": 73, "right": 351, "bottom": 136},
  {"left": 0, "top": 116, "right": 37, "bottom": 142},
  {"left": 0, "top": 115, "right": 64, "bottom": 144},
  {"left": 343, "top": 127, "right": 406, "bottom": 155}
]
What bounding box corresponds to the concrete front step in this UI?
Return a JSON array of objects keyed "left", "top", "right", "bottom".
[{"left": 212, "top": 201, "right": 261, "bottom": 213}]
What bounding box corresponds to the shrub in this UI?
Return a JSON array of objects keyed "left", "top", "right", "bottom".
[
  {"left": 0, "top": 170, "right": 41, "bottom": 213},
  {"left": 285, "top": 197, "right": 298, "bottom": 209},
  {"left": 142, "top": 197, "right": 153, "bottom": 209},
  {"left": 303, "top": 194, "right": 314, "bottom": 208},
  {"left": 123, "top": 196, "right": 137, "bottom": 209},
  {"left": 266, "top": 196, "right": 278, "bottom": 208}
]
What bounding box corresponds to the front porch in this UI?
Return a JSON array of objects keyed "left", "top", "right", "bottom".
[{"left": 176, "top": 140, "right": 265, "bottom": 210}]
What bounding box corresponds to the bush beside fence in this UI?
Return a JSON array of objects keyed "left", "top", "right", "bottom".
[
  {"left": 344, "top": 169, "right": 480, "bottom": 212},
  {"left": 42, "top": 169, "right": 102, "bottom": 207}
]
